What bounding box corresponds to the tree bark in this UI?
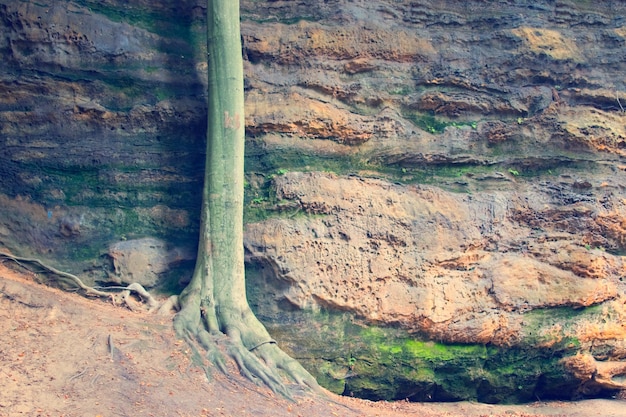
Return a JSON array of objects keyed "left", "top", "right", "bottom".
[{"left": 173, "top": 0, "right": 318, "bottom": 396}]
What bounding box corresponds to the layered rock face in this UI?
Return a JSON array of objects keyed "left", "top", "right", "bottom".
[
  {"left": 1, "top": 0, "right": 626, "bottom": 403},
  {"left": 247, "top": 172, "right": 624, "bottom": 344},
  {"left": 0, "top": 0, "right": 207, "bottom": 273}
]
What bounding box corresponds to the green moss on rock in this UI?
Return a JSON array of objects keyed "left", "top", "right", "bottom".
[{"left": 245, "top": 289, "right": 587, "bottom": 404}]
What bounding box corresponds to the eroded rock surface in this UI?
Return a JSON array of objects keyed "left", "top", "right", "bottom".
[
  {"left": 1, "top": 0, "right": 626, "bottom": 403},
  {"left": 245, "top": 172, "right": 626, "bottom": 347},
  {"left": 108, "top": 237, "right": 193, "bottom": 287}
]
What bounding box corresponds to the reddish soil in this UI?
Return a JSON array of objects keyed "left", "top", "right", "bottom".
[{"left": 0, "top": 263, "right": 624, "bottom": 417}]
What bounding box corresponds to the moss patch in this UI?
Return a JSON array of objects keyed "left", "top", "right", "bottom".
[
  {"left": 244, "top": 281, "right": 583, "bottom": 404},
  {"left": 74, "top": 0, "right": 203, "bottom": 45},
  {"left": 401, "top": 109, "right": 478, "bottom": 134}
]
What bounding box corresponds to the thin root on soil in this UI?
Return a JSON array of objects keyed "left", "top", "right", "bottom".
[{"left": 0, "top": 251, "right": 158, "bottom": 312}]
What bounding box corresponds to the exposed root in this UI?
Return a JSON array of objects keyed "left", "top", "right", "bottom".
[
  {"left": 107, "top": 334, "right": 115, "bottom": 361},
  {"left": 118, "top": 282, "right": 159, "bottom": 312},
  {"left": 68, "top": 367, "right": 88, "bottom": 382},
  {"left": 157, "top": 294, "right": 180, "bottom": 315},
  {"left": 0, "top": 251, "right": 158, "bottom": 312},
  {"left": 172, "top": 287, "right": 323, "bottom": 401},
  {"left": 177, "top": 318, "right": 294, "bottom": 399},
  {"left": 173, "top": 301, "right": 228, "bottom": 380},
  {"left": 226, "top": 339, "right": 292, "bottom": 399},
  {"left": 0, "top": 251, "right": 109, "bottom": 296}
]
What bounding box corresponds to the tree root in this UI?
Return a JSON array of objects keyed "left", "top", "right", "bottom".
[
  {"left": 174, "top": 313, "right": 294, "bottom": 399},
  {"left": 157, "top": 294, "right": 180, "bottom": 315},
  {"left": 0, "top": 251, "right": 158, "bottom": 312},
  {"left": 171, "top": 288, "right": 323, "bottom": 401}
]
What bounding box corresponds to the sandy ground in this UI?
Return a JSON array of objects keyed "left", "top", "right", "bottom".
[{"left": 0, "top": 262, "right": 625, "bottom": 417}]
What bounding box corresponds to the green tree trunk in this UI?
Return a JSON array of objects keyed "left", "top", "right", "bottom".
[{"left": 173, "top": 0, "right": 318, "bottom": 396}]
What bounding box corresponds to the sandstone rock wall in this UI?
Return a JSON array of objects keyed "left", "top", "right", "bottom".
[
  {"left": 1, "top": 0, "right": 626, "bottom": 402},
  {"left": 246, "top": 172, "right": 624, "bottom": 345}
]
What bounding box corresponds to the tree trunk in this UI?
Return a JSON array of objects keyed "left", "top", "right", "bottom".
[{"left": 173, "top": 0, "right": 318, "bottom": 396}]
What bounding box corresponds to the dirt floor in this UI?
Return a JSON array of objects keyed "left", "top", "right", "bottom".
[{"left": 1, "top": 262, "right": 625, "bottom": 417}]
